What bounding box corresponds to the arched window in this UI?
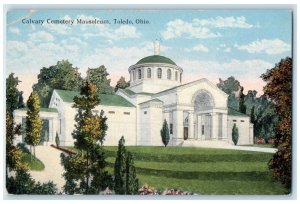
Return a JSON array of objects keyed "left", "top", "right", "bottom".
[
  {"left": 175, "top": 71, "right": 178, "bottom": 81},
  {"left": 157, "top": 68, "right": 162, "bottom": 79},
  {"left": 180, "top": 73, "right": 182, "bottom": 83},
  {"left": 132, "top": 71, "right": 135, "bottom": 81},
  {"left": 167, "top": 69, "right": 171, "bottom": 80},
  {"left": 147, "top": 68, "right": 151, "bottom": 78},
  {"left": 138, "top": 69, "right": 142, "bottom": 79}
]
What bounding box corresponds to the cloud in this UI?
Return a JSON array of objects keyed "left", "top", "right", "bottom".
[
  {"left": 42, "top": 16, "right": 72, "bottom": 34},
  {"left": 161, "top": 19, "right": 221, "bottom": 40},
  {"left": 193, "top": 16, "right": 253, "bottom": 29},
  {"left": 28, "top": 31, "right": 55, "bottom": 42},
  {"left": 236, "top": 39, "right": 291, "bottom": 55},
  {"left": 184, "top": 44, "right": 209, "bottom": 52},
  {"left": 178, "top": 58, "right": 273, "bottom": 95},
  {"left": 223, "top": 47, "right": 231, "bottom": 53},
  {"left": 9, "top": 27, "right": 20, "bottom": 34},
  {"left": 77, "top": 14, "right": 140, "bottom": 40}
]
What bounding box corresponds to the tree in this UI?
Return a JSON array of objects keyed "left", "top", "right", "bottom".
[
  {"left": 232, "top": 124, "right": 239, "bottom": 145},
  {"left": 55, "top": 132, "right": 60, "bottom": 147},
  {"left": 6, "top": 73, "right": 25, "bottom": 115},
  {"left": 61, "top": 81, "right": 112, "bottom": 194},
  {"left": 33, "top": 60, "right": 83, "bottom": 107},
  {"left": 115, "top": 76, "right": 130, "bottom": 92},
  {"left": 261, "top": 57, "right": 292, "bottom": 190},
  {"left": 86, "top": 66, "right": 114, "bottom": 94},
  {"left": 239, "top": 86, "right": 246, "bottom": 114},
  {"left": 250, "top": 106, "right": 255, "bottom": 124},
  {"left": 25, "top": 91, "right": 43, "bottom": 159},
  {"left": 6, "top": 111, "right": 26, "bottom": 172},
  {"left": 217, "top": 76, "right": 241, "bottom": 109},
  {"left": 125, "top": 152, "right": 139, "bottom": 195},
  {"left": 114, "top": 136, "right": 139, "bottom": 195},
  {"left": 160, "top": 119, "right": 170, "bottom": 147},
  {"left": 6, "top": 168, "right": 57, "bottom": 194},
  {"left": 114, "top": 136, "right": 126, "bottom": 194}
]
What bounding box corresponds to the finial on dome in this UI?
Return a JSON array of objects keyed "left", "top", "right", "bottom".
[{"left": 154, "top": 40, "right": 160, "bottom": 55}]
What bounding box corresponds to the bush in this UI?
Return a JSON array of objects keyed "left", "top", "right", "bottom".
[
  {"left": 17, "top": 143, "right": 30, "bottom": 154},
  {"left": 232, "top": 124, "right": 239, "bottom": 145},
  {"left": 160, "top": 119, "right": 170, "bottom": 147},
  {"left": 55, "top": 132, "right": 60, "bottom": 147}
]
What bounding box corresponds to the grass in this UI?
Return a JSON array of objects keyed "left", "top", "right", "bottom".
[
  {"left": 21, "top": 152, "right": 45, "bottom": 171},
  {"left": 102, "top": 146, "right": 287, "bottom": 195},
  {"left": 240, "top": 144, "right": 275, "bottom": 148}
]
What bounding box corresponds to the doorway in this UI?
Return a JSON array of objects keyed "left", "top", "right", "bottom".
[{"left": 184, "top": 127, "right": 188, "bottom": 140}]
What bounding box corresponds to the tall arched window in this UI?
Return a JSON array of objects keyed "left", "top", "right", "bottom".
[
  {"left": 175, "top": 71, "right": 178, "bottom": 81},
  {"left": 147, "top": 68, "right": 151, "bottom": 78},
  {"left": 180, "top": 73, "right": 182, "bottom": 82},
  {"left": 167, "top": 69, "right": 171, "bottom": 80},
  {"left": 132, "top": 71, "right": 135, "bottom": 81},
  {"left": 157, "top": 68, "right": 162, "bottom": 79},
  {"left": 138, "top": 69, "right": 142, "bottom": 79}
]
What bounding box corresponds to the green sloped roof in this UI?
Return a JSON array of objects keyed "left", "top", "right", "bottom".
[
  {"left": 228, "top": 108, "right": 249, "bottom": 117},
  {"left": 19, "top": 107, "right": 58, "bottom": 113},
  {"left": 136, "top": 55, "right": 176, "bottom": 65},
  {"left": 55, "top": 89, "right": 135, "bottom": 107}
]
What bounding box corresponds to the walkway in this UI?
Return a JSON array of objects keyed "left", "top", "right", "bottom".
[
  {"left": 30, "top": 145, "right": 65, "bottom": 193},
  {"left": 182, "top": 140, "right": 277, "bottom": 153}
]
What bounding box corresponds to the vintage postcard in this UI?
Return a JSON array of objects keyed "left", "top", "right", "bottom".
[{"left": 5, "top": 7, "right": 293, "bottom": 197}]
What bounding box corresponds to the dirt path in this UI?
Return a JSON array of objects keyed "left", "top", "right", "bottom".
[{"left": 30, "top": 145, "right": 65, "bottom": 193}]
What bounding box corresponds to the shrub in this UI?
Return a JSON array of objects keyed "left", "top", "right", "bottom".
[
  {"left": 232, "top": 124, "right": 239, "bottom": 145},
  {"left": 160, "top": 119, "right": 170, "bottom": 147},
  {"left": 55, "top": 132, "right": 60, "bottom": 147}
]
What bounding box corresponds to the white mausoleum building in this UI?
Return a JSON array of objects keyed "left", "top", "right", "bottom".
[{"left": 14, "top": 42, "right": 253, "bottom": 147}]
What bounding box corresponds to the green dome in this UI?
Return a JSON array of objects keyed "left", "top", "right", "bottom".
[{"left": 136, "top": 55, "right": 176, "bottom": 65}]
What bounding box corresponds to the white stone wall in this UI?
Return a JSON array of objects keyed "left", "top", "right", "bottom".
[{"left": 227, "top": 115, "right": 253, "bottom": 145}]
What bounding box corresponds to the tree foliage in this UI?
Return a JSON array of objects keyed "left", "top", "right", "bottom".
[
  {"left": 6, "top": 168, "right": 57, "bottom": 194},
  {"left": 161, "top": 119, "right": 170, "bottom": 147},
  {"left": 217, "top": 76, "right": 278, "bottom": 141},
  {"left": 32, "top": 60, "right": 83, "bottom": 107},
  {"left": 6, "top": 73, "right": 25, "bottom": 115},
  {"left": 61, "top": 81, "right": 112, "bottom": 194},
  {"left": 86, "top": 66, "right": 114, "bottom": 94},
  {"left": 6, "top": 111, "right": 27, "bottom": 171},
  {"left": 25, "top": 91, "right": 43, "bottom": 159},
  {"left": 114, "top": 136, "right": 139, "bottom": 195},
  {"left": 239, "top": 86, "right": 247, "bottom": 114},
  {"left": 261, "top": 57, "right": 292, "bottom": 190},
  {"left": 115, "top": 76, "right": 130, "bottom": 92},
  {"left": 232, "top": 124, "right": 239, "bottom": 145}
]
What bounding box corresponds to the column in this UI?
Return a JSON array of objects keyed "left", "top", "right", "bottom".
[
  {"left": 211, "top": 112, "right": 218, "bottom": 140},
  {"left": 197, "top": 114, "right": 202, "bottom": 140},
  {"left": 222, "top": 113, "right": 228, "bottom": 141},
  {"left": 188, "top": 111, "right": 194, "bottom": 140},
  {"left": 174, "top": 110, "right": 183, "bottom": 140}
]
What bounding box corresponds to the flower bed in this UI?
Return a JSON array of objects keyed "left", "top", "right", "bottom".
[
  {"left": 138, "top": 183, "right": 195, "bottom": 195},
  {"left": 50, "top": 144, "right": 77, "bottom": 155}
]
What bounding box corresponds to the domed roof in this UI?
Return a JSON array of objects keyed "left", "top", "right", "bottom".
[{"left": 136, "top": 55, "right": 176, "bottom": 65}]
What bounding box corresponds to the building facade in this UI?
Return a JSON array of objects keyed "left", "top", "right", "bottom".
[{"left": 14, "top": 43, "right": 253, "bottom": 147}]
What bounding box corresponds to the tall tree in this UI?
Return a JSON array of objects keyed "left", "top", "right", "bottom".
[
  {"left": 115, "top": 76, "right": 130, "bottom": 92},
  {"left": 125, "top": 152, "right": 139, "bottom": 195},
  {"left": 25, "top": 91, "right": 43, "bottom": 159},
  {"left": 33, "top": 60, "right": 83, "bottom": 107},
  {"left": 114, "top": 136, "right": 139, "bottom": 195},
  {"left": 239, "top": 86, "right": 247, "bottom": 114},
  {"left": 217, "top": 76, "right": 241, "bottom": 109},
  {"left": 86, "top": 66, "right": 114, "bottom": 94},
  {"left": 232, "top": 124, "right": 239, "bottom": 145},
  {"left": 6, "top": 111, "right": 26, "bottom": 172},
  {"left": 261, "top": 57, "right": 292, "bottom": 190},
  {"left": 61, "top": 81, "right": 112, "bottom": 194},
  {"left": 160, "top": 119, "right": 170, "bottom": 147},
  {"left": 6, "top": 73, "right": 25, "bottom": 115},
  {"left": 114, "top": 136, "right": 126, "bottom": 194}
]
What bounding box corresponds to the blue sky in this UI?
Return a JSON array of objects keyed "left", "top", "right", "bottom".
[{"left": 6, "top": 9, "right": 292, "bottom": 100}]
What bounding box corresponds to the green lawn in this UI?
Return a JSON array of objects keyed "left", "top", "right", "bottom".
[
  {"left": 103, "top": 146, "right": 287, "bottom": 195},
  {"left": 21, "top": 152, "right": 45, "bottom": 171}
]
